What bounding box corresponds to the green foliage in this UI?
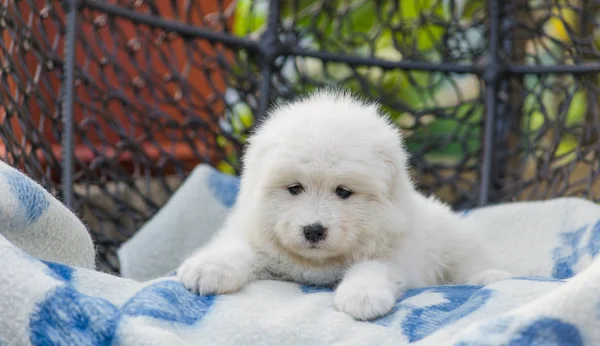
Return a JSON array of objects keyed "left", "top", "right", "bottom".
[{"left": 216, "top": 0, "right": 589, "bottom": 174}]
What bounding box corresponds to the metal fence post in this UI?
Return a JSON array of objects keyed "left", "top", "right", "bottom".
[
  {"left": 494, "top": 0, "right": 528, "bottom": 203},
  {"left": 256, "top": 0, "right": 281, "bottom": 121},
  {"left": 479, "top": 0, "right": 503, "bottom": 206},
  {"left": 61, "top": 0, "right": 77, "bottom": 208}
]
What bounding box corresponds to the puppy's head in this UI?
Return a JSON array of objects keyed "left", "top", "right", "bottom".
[{"left": 241, "top": 89, "right": 414, "bottom": 264}]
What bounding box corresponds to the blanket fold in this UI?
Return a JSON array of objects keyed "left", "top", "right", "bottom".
[{"left": 0, "top": 160, "right": 95, "bottom": 269}]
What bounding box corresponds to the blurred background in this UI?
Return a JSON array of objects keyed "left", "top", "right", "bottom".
[{"left": 1, "top": 0, "right": 599, "bottom": 272}]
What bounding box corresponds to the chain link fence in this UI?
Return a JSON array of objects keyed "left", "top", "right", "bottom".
[{"left": 1, "top": 0, "right": 600, "bottom": 272}]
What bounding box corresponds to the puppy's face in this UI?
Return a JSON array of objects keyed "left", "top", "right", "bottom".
[
  {"left": 244, "top": 97, "right": 410, "bottom": 264},
  {"left": 256, "top": 153, "right": 395, "bottom": 262}
]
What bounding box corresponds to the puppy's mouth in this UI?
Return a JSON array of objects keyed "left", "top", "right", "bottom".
[
  {"left": 273, "top": 236, "right": 331, "bottom": 257},
  {"left": 288, "top": 242, "right": 328, "bottom": 255},
  {"left": 273, "top": 239, "right": 351, "bottom": 268},
  {"left": 288, "top": 241, "right": 349, "bottom": 262}
]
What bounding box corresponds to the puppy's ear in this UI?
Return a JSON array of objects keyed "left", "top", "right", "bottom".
[
  {"left": 241, "top": 134, "right": 270, "bottom": 176},
  {"left": 377, "top": 141, "right": 414, "bottom": 199},
  {"left": 377, "top": 149, "right": 398, "bottom": 197},
  {"left": 235, "top": 133, "right": 275, "bottom": 210}
]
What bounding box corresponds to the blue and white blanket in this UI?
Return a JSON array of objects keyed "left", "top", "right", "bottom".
[{"left": 1, "top": 160, "right": 600, "bottom": 346}]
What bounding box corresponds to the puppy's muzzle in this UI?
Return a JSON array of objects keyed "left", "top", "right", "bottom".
[{"left": 303, "top": 223, "right": 327, "bottom": 243}]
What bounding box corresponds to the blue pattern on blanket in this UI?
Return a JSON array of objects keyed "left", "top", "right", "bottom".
[
  {"left": 29, "top": 266, "right": 216, "bottom": 345},
  {"left": 552, "top": 220, "right": 600, "bottom": 279},
  {"left": 455, "top": 316, "right": 583, "bottom": 346},
  {"left": 301, "top": 284, "right": 493, "bottom": 342},
  {"left": 43, "top": 260, "right": 74, "bottom": 282},
  {"left": 207, "top": 170, "right": 240, "bottom": 208},
  {"left": 507, "top": 317, "right": 583, "bottom": 346},
  {"left": 458, "top": 209, "right": 472, "bottom": 217},
  {"left": 300, "top": 285, "right": 333, "bottom": 294},
  {"left": 122, "top": 280, "right": 216, "bottom": 325},
  {"left": 29, "top": 286, "right": 120, "bottom": 346},
  {"left": 587, "top": 220, "right": 600, "bottom": 258},
  {"left": 376, "top": 286, "right": 492, "bottom": 342},
  {"left": 552, "top": 225, "right": 587, "bottom": 279},
  {"left": 1, "top": 170, "right": 49, "bottom": 223}
]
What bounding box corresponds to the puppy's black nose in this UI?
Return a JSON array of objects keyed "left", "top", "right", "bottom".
[{"left": 303, "top": 223, "right": 326, "bottom": 243}]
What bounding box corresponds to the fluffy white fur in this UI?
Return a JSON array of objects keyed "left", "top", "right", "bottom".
[{"left": 177, "top": 89, "right": 511, "bottom": 320}]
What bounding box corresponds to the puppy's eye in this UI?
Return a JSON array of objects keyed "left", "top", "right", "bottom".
[
  {"left": 287, "top": 183, "right": 304, "bottom": 196},
  {"left": 335, "top": 186, "right": 353, "bottom": 200}
]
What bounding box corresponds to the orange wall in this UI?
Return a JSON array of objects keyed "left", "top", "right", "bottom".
[{"left": 1, "top": 0, "right": 234, "bottom": 176}]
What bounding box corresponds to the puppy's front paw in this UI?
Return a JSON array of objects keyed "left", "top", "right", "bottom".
[
  {"left": 333, "top": 282, "right": 396, "bottom": 321},
  {"left": 177, "top": 253, "right": 250, "bottom": 295},
  {"left": 467, "top": 269, "right": 511, "bottom": 286}
]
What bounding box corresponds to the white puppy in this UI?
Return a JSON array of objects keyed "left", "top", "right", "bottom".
[{"left": 177, "top": 88, "right": 510, "bottom": 320}]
